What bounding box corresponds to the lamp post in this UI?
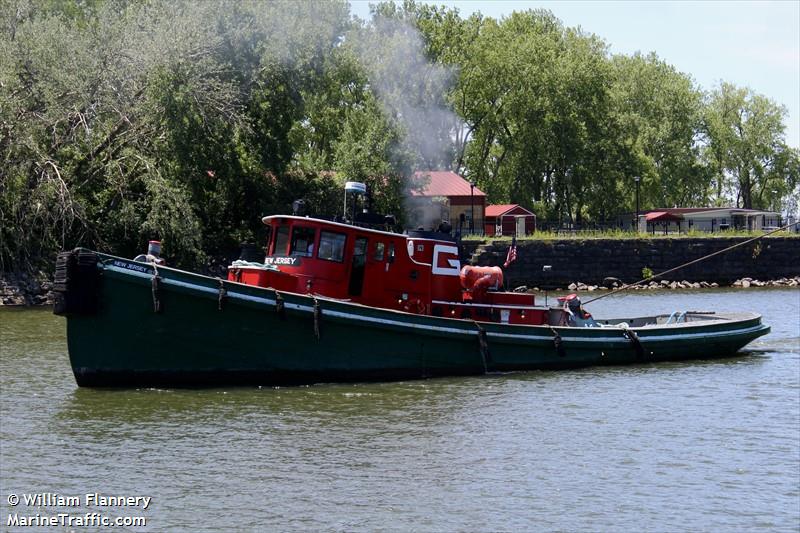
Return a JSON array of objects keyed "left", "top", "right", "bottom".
[
  {"left": 469, "top": 180, "right": 476, "bottom": 234},
  {"left": 634, "top": 176, "right": 641, "bottom": 233}
]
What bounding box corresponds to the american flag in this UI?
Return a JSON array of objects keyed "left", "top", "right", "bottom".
[{"left": 503, "top": 234, "right": 517, "bottom": 268}]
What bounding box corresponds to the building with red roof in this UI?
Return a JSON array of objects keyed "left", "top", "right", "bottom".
[{"left": 407, "top": 171, "right": 486, "bottom": 233}]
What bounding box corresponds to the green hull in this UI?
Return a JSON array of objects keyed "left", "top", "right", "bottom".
[{"left": 61, "top": 252, "right": 770, "bottom": 387}]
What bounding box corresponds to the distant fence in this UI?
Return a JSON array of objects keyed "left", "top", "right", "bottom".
[
  {"left": 530, "top": 218, "right": 798, "bottom": 236},
  {"left": 449, "top": 217, "right": 485, "bottom": 236},
  {"left": 440, "top": 218, "right": 797, "bottom": 238}
]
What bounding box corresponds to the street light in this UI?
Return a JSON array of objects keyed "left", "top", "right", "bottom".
[
  {"left": 634, "top": 176, "right": 641, "bottom": 232},
  {"left": 469, "top": 179, "right": 476, "bottom": 234}
]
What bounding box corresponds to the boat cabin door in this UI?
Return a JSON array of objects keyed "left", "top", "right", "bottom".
[{"left": 348, "top": 237, "right": 368, "bottom": 296}]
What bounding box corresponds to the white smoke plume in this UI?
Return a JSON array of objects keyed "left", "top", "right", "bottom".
[{"left": 352, "top": 14, "right": 461, "bottom": 172}]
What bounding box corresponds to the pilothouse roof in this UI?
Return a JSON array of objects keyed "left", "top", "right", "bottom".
[{"left": 261, "top": 215, "right": 407, "bottom": 239}]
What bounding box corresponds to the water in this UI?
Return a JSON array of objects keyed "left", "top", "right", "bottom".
[{"left": 1, "top": 288, "right": 798, "bottom": 532}]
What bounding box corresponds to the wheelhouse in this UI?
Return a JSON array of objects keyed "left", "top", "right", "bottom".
[{"left": 228, "top": 215, "right": 546, "bottom": 325}]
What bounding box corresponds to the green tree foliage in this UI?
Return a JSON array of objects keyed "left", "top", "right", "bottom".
[
  {"left": 704, "top": 82, "right": 800, "bottom": 211},
  {"left": 1, "top": 0, "right": 796, "bottom": 274},
  {"left": 447, "top": 10, "right": 626, "bottom": 224},
  {"left": 333, "top": 95, "right": 413, "bottom": 218},
  {"left": 1, "top": 0, "right": 355, "bottom": 270},
  {"left": 610, "top": 53, "right": 710, "bottom": 210}
]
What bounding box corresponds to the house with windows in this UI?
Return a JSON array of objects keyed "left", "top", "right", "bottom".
[
  {"left": 406, "top": 171, "right": 486, "bottom": 233},
  {"left": 635, "top": 207, "right": 781, "bottom": 233}
]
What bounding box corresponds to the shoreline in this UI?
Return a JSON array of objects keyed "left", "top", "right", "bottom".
[
  {"left": 1, "top": 272, "right": 54, "bottom": 307},
  {"left": 2, "top": 273, "right": 797, "bottom": 308},
  {"left": 540, "top": 277, "right": 800, "bottom": 293}
]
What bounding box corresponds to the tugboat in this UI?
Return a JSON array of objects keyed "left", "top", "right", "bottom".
[{"left": 54, "top": 183, "right": 770, "bottom": 387}]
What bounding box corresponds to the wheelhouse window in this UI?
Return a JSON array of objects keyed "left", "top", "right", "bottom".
[
  {"left": 263, "top": 225, "right": 272, "bottom": 255},
  {"left": 374, "top": 242, "right": 385, "bottom": 261},
  {"left": 290, "top": 226, "right": 316, "bottom": 257},
  {"left": 318, "top": 231, "right": 346, "bottom": 262},
  {"left": 273, "top": 224, "right": 290, "bottom": 255}
]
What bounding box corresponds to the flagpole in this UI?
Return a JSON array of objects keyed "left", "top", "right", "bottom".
[{"left": 503, "top": 234, "right": 517, "bottom": 290}]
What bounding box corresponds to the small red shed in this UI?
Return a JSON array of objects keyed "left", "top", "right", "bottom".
[
  {"left": 484, "top": 204, "right": 536, "bottom": 236},
  {"left": 644, "top": 211, "right": 684, "bottom": 234}
]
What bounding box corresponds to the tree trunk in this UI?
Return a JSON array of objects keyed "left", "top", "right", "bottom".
[{"left": 740, "top": 168, "right": 753, "bottom": 209}]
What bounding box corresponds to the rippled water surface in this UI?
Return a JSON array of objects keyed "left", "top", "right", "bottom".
[{"left": 2, "top": 288, "right": 798, "bottom": 531}]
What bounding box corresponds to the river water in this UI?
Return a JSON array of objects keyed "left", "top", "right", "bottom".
[{"left": 1, "top": 288, "right": 798, "bottom": 532}]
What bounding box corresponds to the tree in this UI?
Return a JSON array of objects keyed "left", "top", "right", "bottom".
[
  {"left": 0, "top": 0, "right": 355, "bottom": 271},
  {"left": 704, "top": 82, "right": 799, "bottom": 210},
  {"left": 332, "top": 96, "right": 413, "bottom": 219},
  {"left": 610, "top": 53, "right": 710, "bottom": 211},
  {"left": 453, "top": 10, "right": 627, "bottom": 225}
]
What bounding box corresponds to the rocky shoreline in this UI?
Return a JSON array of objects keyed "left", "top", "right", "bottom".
[
  {"left": 1, "top": 257, "right": 230, "bottom": 307},
  {"left": 2, "top": 272, "right": 798, "bottom": 307},
  {"left": 516, "top": 277, "right": 800, "bottom": 293},
  {"left": 1, "top": 272, "right": 55, "bottom": 306}
]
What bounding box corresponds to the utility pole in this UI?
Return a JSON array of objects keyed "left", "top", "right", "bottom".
[
  {"left": 469, "top": 180, "right": 476, "bottom": 235},
  {"left": 634, "top": 176, "right": 641, "bottom": 232}
]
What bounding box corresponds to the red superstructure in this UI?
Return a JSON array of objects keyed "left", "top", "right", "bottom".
[{"left": 228, "top": 215, "right": 547, "bottom": 325}]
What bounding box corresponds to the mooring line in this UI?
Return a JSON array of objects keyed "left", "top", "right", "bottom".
[
  {"left": 217, "top": 278, "right": 227, "bottom": 311},
  {"left": 313, "top": 297, "right": 322, "bottom": 340},
  {"left": 473, "top": 321, "right": 490, "bottom": 373},
  {"left": 584, "top": 222, "right": 795, "bottom": 305},
  {"left": 547, "top": 325, "right": 567, "bottom": 357},
  {"left": 151, "top": 263, "right": 162, "bottom": 313}
]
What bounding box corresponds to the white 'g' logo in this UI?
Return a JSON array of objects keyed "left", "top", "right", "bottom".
[{"left": 431, "top": 244, "right": 460, "bottom": 276}]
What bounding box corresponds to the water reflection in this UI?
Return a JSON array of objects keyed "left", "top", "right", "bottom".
[
  {"left": 56, "top": 355, "right": 768, "bottom": 434},
  {"left": 55, "top": 379, "right": 478, "bottom": 439}
]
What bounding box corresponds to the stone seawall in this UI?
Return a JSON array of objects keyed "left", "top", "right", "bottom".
[{"left": 467, "top": 237, "right": 800, "bottom": 288}]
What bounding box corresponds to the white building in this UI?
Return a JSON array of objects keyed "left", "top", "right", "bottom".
[{"left": 637, "top": 207, "right": 781, "bottom": 233}]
